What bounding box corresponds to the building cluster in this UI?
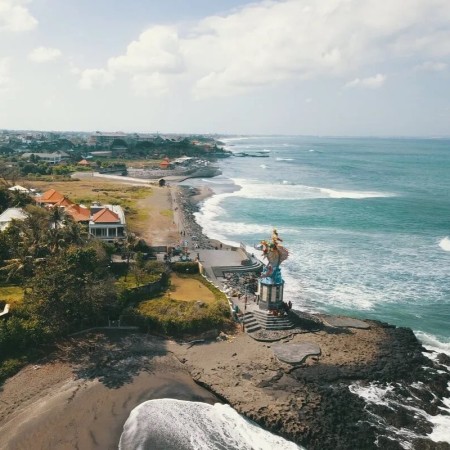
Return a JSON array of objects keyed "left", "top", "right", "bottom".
[
  {"left": 0, "top": 185, "right": 126, "bottom": 242},
  {"left": 0, "top": 129, "right": 220, "bottom": 154}
]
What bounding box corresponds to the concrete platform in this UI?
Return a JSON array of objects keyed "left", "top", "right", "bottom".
[
  {"left": 198, "top": 249, "right": 244, "bottom": 267},
  {"left": 320, "top": 315, "right": 370, "bottom": 329},
  {"left": 272, "top": 342, "right": 321, "bottom": 365}
]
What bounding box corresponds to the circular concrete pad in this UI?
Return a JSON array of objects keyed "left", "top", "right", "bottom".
[{"left": 272, "top": 342, "right": 321, "bottom": 364}]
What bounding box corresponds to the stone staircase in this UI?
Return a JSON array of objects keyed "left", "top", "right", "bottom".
[
  {"left": 243, "top": 310, "right": 295, "bottom": 333},
  {"left": 212, "top": 259, "right": 263, "bottom": 278}
]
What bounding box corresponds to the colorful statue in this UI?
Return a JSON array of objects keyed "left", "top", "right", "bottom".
[{"left": 258, "top": 228, "right": 289, "bottom": 284}]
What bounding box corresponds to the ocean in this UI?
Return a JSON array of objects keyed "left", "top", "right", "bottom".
[
  {"left": 191, "top": 135, "right": 450, "bottom": 352},
  {"left": 121, "top": 136, "right": 450, "bottom": 448}
]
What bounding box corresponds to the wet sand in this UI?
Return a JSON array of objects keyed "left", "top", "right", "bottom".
[{"left": 0, "top": 333, "right": 219, "bottom": 450}]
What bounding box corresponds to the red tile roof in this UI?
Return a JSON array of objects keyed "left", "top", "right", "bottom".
[
  {"left": 54, "top": 196, "right": 74, "bottom": 207},
  {"left": 91, "top": 208, "right": 120, "bottom": 223},
  {"left": 35, "top": 189, "right": 65, "bottom": 204},
  {"left": 65, "top": 204, "right": 90, "bottom": 222}
]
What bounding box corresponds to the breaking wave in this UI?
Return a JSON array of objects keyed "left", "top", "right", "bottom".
[
  {"left": 119, "top": 399, "right": 303, "bottom": 450},
  {"left": 415, "top": 331, "right": 450, "bottom": 357},
  {"left": 349, "top": 381, "right": 450, "bottom": 447},
  {"left": 224, "top": 179, "right": 394, "bottom": 201}
]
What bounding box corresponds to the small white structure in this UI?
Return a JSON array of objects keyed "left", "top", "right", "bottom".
[
  {"left": 21, "top": 152, "right": 69, "bottom": 164},
  {"left": 8, "top": 185, "right": 30, "bottom": 193},
  {"left": 0, "top": 207, "right": 27, "bottom": 231}
]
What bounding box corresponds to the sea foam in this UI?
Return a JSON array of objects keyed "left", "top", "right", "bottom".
[
  {"left": 227, "top": 179, "right": 394, "bottom": 201},
  {"left": 415, "top": 331, "right": 450, "bottom": 357},
  {"left": 119, "top": 399, "right": 303, "bottom": 450},
  {"left": 349, "top": 381, "right": 450, "bottom": 446},
  {"left": 439, "top": 237, "right": 450, "bottom": 252}
]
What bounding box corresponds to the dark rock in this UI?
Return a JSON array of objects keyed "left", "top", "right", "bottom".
[
  {"left": 437, "top": 353, "right": 450, "bottom": 366},
  {"left": 413, "top": 438, "right": 450, "bottom": 450}
]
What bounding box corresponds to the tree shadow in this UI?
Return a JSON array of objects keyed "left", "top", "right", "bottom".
[{"left": 55, "top": 330, "right": 168, "bottom": 389}]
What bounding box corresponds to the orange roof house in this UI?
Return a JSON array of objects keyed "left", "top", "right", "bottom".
[
  {"left": 53, "top": 196, "right": 74, "bottom": 208},
  {"left": 159, "top": 157, "right": 170, "bottom": 169},
  {"left": 65, "top": 204, "right": 90, "bottom": 222},
  {"left": 91, "top": 208, "right": 120, "bottom": 223},
  {"left": 78, "top": 159, "right": 90, "bottom": 166},
  {"left": 35, "top": 189, "right": 65, "bottom": 205},
  {"left": 89, "top": 205, "right": 126, "bottom": 241}
]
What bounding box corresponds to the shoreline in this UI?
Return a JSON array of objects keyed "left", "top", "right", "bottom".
[
  {"left": 1, "top": 177, "right": 449, "bottom": 449},
  {"left": 0, "top": 332, "right": 221, "bottom": 450}
]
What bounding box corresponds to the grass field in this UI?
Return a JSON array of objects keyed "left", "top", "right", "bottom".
[
  {"left": 29, "top": 179, "right": 153, "bottom": 234},
  {"left": 0, "top": 285, "right": 23, "bottom": 305},
  {"left": 168, "top": 273, "right": 215, "bottom": 302},
  {"left": 115, "top": 273, "right": 161, "bottom": 291},
  {"left": 135, "top": 274, "right": 231, "bottom": 335}
]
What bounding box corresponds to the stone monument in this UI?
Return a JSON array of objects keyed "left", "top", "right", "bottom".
[{"left": 256, "top": 229, "right": 289, "bottom": 311}]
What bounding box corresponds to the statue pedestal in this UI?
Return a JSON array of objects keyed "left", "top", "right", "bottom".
[{"left": 257, "top": 278, "right": 284, "bottom": 310}]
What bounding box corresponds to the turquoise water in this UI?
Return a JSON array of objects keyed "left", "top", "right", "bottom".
[{"left": 193, "top": 136, "right": 450, "bottom": 347}]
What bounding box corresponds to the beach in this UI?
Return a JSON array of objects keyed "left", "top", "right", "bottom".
[
  {"left": 0, "top": 332, "right": 220, "bottom": 450},
  {"left": 1, "top": 176, "right": 449, "bottom": 450},
  {"left": 1, "top": 317, "right": 447, "bottom": 449}
]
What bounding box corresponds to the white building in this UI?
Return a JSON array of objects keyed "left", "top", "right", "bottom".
[
  {"left": 0, "top": 207, "right": 27, "bottom": 231},
  {"left": 88, "top": 204, "right": 126, "bottom": 242}
]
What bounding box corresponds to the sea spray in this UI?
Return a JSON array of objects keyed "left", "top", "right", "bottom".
[
  {"left": 191, "top": 136, "right": 450, "bottom": 343},
  {"left": 119, "top": 399, "right": 303, "bottom": 450},
  {"left": 439, "top": 237, "right": 450, "bottom": 252},
  {"left": 349, "top": 380, "right": 450, "bottom": 446}
]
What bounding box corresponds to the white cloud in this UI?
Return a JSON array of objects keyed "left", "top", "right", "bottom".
[
  {"left": 0, "top": 57, "right": 11, "bottom": 92},
  {"left": 78, "top": 0, "right": 450, "bottom": 97},
  {"left": 414, "top": 61, "right": 448, "bottom": 72},
  {"left": 345, "top": 73, "right": 387, "bottom": 89},
  {"left": 78, "top": 68, "right": 114, "bottom": 90},
  {"left": 28, "top": 46, "right": 62, "bottom": 63},
  {"left": 131, "top": 73, "right": 169, "bottom": 96},
  {"left": 0, "top": 0, "right": 38, "bottom": 32},
  {"left": 108, "top": 26, "right": 184, "bottom": 74}
]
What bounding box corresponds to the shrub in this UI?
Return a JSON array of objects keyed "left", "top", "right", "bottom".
[
  {"left": 0, "top": 358, "right": 26, "bottom": 384},
  {"left": 171, "top": 261, "right": 199, "bottom": 274}
]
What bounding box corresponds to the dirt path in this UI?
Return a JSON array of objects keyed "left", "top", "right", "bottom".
[{"left": 130, "top": 185, "right": 180, "bottom": 246}]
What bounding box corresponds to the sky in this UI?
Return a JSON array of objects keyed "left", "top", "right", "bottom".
[{"left": 0, "top": 0, "right": 450, "bottom": 136}]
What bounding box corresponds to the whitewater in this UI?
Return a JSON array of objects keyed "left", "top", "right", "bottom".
[
  {"left": 120, "top": 136, "right": 450, "bottom": 449},
  {"left": 119, "top": 399, "right": 303, "bottom": 450},
  {"left": 191, "top": 136, "right": 450, "bottom": 348},
  {"left": 182, "top": 135, "right": 450, "bottom": 447}
]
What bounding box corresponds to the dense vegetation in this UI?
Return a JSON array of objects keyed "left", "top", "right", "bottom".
[
  {"left": 0, "top": 182, "right": 232, "bottom": 382},
  {"left": 0, "top": 194, "right": 119, "bottom": 381}
]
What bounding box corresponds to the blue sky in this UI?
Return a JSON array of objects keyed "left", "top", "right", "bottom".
[{"left": 0, "top": 0, "right": 449, "bottom": 136}]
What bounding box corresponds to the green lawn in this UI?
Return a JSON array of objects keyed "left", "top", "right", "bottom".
[
  {"left": 115, "top": 273, "right": 161, "bottom": 291},
  {"left": 135, "top": 274, "right": 231, "bottom": 335},
  {"left": 0, "top": 285, "right": 24, "bottom": 305}
]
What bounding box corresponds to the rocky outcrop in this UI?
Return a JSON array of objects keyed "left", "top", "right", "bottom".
[{"left": 178, "top": 319, "right": 450, "bottom": 450}]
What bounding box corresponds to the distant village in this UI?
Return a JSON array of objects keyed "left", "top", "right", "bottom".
[{"left": 0, "top": 130, "right": 231, "bottom": 180}]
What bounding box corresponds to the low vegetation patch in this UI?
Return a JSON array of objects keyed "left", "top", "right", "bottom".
[
  {"left": 0, "top": 285, "right": 24, "bottom": 305},
  {"left": 115, "top": 273, "right": 161, "bottom": 291},
  {"left": 168, "top": 273, "right": 215, "bottom": 302},
  {"left": 127, "top": 274, "right": 231, "bottom": 335},
  {"left": 160, "top": 209, "right": 173, "bottom": 218}
]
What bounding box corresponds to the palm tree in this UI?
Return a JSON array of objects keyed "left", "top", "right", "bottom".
[
  {"left": 62, "top": 219, "right": 88, "bottom": 246},
  {"left": 124, "top": 233, "right": 137, "bottom": 281}
]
